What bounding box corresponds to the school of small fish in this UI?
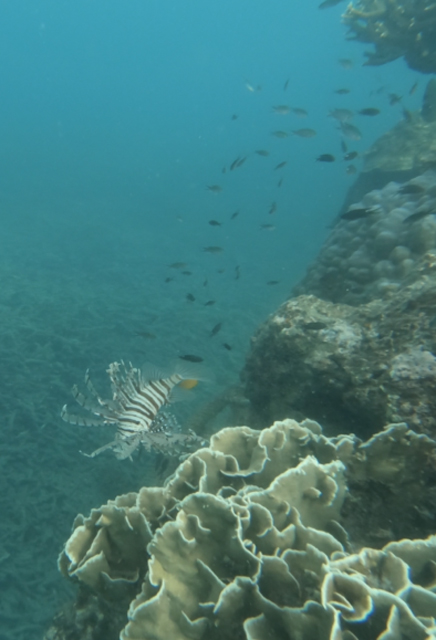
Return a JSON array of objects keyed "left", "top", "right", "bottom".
[{"left": 143, "top": 67, "right": 419, "bottom": 367}]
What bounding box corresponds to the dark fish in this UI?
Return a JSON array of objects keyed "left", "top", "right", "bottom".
[
  {"left": 134, "top": 331, "right": 157, "bottom": 340},
  {"left": 230, "top": 210, "right": 240, "bottom": 219},
  {"left": 231, "top": 114, "right": 239, "bottom": 120},
  {"left": 260, "top": 223, "right": 276, "bottom": 230},
  {"left": 236, "top": 156, "right": 247, "bottom": 168},
  {"left": 222, "top": 166, "right": 226, "bottom": 174},
  {"left": 388, "top": 93, "right": 402, "bottom": 106},
  {"left": 210, "top": 322, "right": 222, "bottom": 337},
  {"left": 277, "top": 178, "right": 283, "bottom": 188},
  {"left": 341, "top": 206, "right": 378, "bottom": 221},
  {"left": 340, "top": 122, "right": 362, "bottom": 141},
  {"left": 269, "top": 202, "right": 277, "bottom": 215},
  {"left": 267, "top": 280, "right": 280, "bottom": 285},
  {"left": 346, "top": 164, "right": 357, "bottom": 175},
  {"left": 230, "top": 157, "right": 240, "bottom": 171},
  {"left": 358, "top": 107, "right": 380, "bottom": 116},
  {"left": 283, "top": 78, "right": 290, "bottom": 91},
  {"left": 403, "top": 209, "right": 435, "bottom": 224},
  {"left": 409, "top": 81, "right": 418, "bottom": 96},
  {"left": 206, "top": 185, "right": 223, "bottom": 193},
  {"left": 204, "top": 300, "right": 216, "bottom": 306},
  {"left": 181, "top": 271, "right": 192, "bottom": 275},
  {"left": 271, "top": 130, "right": 289, "bottom": 138},
  {"left": 170, "top": 262, "right": 187, "bottom": 269},
  {"left": 164, "top": 277, "right": 174, "bottom": 283},
  {"left": 235, "top": 265, "right": 240, "bottom": 280},
  {"left": 319, "top": 0, "right": 344, "bottom": 8},
  {"left": 399, "top": 183, "right": 425, "bottom": 195},
  {"left": 303, "top": 322, "right": 327, "bottom": 330},
  {"left": 335, "top": 88, "right": 350, "bottom": 95},
  {"left": 274, "top": 161, "right": 287, "bottom": 170},
  {"left": 293, "top": 128, "right": 317, "bottom": 138},
  {"left": 203, "top": 278, "right": 208, "bottom": 287},
  {"left": 316, "top": 154, "right": 335, "bottom": 162},
  {"left": 222, "top": 343, "right": 232, "bottom": 351},
  {"left": 338, "top": 58, "right": 353, "bottom": 69},
  {"left": 344, "top": 151, "right": 358, "bottom": 161},
  {"left": 203, "top": 246, "right": 223, "bottom": 254},
  {"left": 179, "top": 354, "right": 204, "bottom": 363},
  {"left": 186, "top": 293, "right": 195, "bottom": 302},
  {"left": 255, "top": 149, "right": 270, "bottom": 156},
  {"left": 209, "top": 220, "right": 222, "bottom": 226}
]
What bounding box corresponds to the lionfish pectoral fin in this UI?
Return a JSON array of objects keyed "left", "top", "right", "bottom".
[
  {"left": 140, "top": 362, "right": 172, "bottom": 383},
  {"left": 61, "top": 404, "right": 105, "bottom": 427},
  {"left": 84, "top": 370, "right": 100, "bottom": 398}
]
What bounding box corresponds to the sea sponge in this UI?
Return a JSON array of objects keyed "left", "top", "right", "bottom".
[{"left": 53, "top": 419, "right": 436, "bottom": 640}]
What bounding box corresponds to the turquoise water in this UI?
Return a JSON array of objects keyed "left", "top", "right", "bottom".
[{"left": 0, "top": 1, "right": 423, "bottom": 637}]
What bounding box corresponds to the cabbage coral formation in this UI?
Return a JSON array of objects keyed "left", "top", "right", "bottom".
[
  {"left": 342, "top": 0, "right": 436, "bottom": 73},
  {"left": 51, "top": 419, "right": 436, "bottom": 640}
]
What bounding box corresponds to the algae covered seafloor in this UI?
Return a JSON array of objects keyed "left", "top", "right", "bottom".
[{"left": 0, "top": 212, "right": 282, "bottom": 640}]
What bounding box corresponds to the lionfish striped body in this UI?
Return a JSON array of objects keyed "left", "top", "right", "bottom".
[{"left": 61, "top": 361, "right": 205, "bottom": 460}]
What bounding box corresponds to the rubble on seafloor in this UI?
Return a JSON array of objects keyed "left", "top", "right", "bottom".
[
  {"left": 44, "top": 418, "right": 436, "bottom": 640},
  {"left": 342, "top": 0, "right": 436, "bottom": 73}
]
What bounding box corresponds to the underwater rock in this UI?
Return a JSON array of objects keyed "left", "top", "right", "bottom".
[
  {"left": 296, "top": 171, "right": 436, "bottom": 305},
  {"left": 422, "top": 79, "right": 436, "bottom": 124},
  {"left": 47, "top": 418, "right": 436, "bottom": 640},
  {"left": 362, "top": 115, "right": 436, "bottom": 174},
  {"left": 243, "top": 278, "right": 436, "bottom": 439}
]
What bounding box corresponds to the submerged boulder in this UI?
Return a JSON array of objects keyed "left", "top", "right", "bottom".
[{"left": 243, "top": 278, "right": 436, "bottom": 440}]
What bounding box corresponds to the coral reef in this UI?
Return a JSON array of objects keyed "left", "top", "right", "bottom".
[
  {"left": 342, "top": 0, "right": 436, "bottom": 73},
  {"left": 243, "top": 277, "right": 436, "bottom": 438},
  {"left": 48, "top": 419, "right": 436, "bottom": 640},
  {"left": 295, "top": 170, "right": 436, "bottom": 305}
]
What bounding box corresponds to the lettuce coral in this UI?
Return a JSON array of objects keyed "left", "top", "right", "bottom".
[{"left": 51, "top": 419, "right": 436, "bottom": 640}]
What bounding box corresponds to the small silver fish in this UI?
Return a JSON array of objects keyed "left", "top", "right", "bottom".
[
  {"left": 329, "top": 108, "right": 354, "bottom": 122},
  {"left": 293, "top": 128, "right": 317, "bottom": 138},
  {"left": 272, "top": 105, "right": 291, "bottom": 115},
  {"left": 340, "top": 122, "right": 362, "bottom": 141}
]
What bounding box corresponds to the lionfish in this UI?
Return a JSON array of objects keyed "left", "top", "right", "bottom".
[{"left": 61, "top": 361, "right": 208, "bottom": 460}]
